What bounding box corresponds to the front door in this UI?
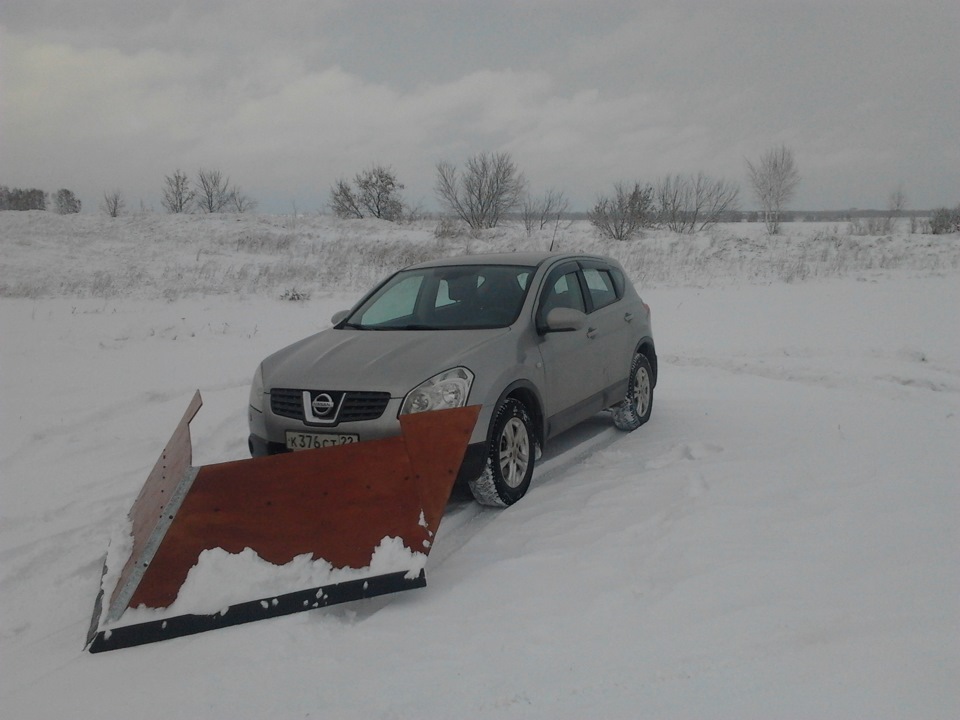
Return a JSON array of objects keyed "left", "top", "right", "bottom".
[{"left": 535, "top": 265, "right": 605, "bottom": 436}]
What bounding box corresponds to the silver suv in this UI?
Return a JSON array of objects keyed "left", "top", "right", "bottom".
[{"left": 248, "top": 252, "right": 656, "bottom": 506}]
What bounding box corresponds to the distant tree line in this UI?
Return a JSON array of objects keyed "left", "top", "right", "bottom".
[
  {"left": 6, "top": 151, "right": 956, "bottom": 238},
  {"left": 0, "top": 186, "right": 84, "bottom": 213},
  {"left": 586, "top": 172, "right": 743, "bottom": 241},
  {"left": 328, "top": 147, "right": 958, "bottom": 241},
  {"left": 329, "top": 153, "right": 534, "bottom": 231},
  {"left": 1, "top": 186, "right": 47, "bottom": 210},
  {"left": 162, "top": 168, "right": 256, "bottom": 214},
  {"left": 329, "top": 152, "right": 739, "bottom": 242},
  {"left": 1, "top": 186, "right": 46, "bottom": 211}
]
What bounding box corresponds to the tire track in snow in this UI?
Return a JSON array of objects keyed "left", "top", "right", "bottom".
[
  {"left": 317, "top": 416, "right": 625, "bottom": 624},
  {"left": 428, "top": 416, "right": 622, "bottom": 572},
  {"left": 664, "top": 353, "right": 960, "bottom": 395}
]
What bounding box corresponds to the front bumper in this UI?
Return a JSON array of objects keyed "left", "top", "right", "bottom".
[
  {"left": 248, "top": 396, "right": 491, "bottom": 486},
  {"left": 251, "top": 390, "right": 494, "bottom": 449},
  {"left": 248, "top": 433, "right": 488, "bottom": 487}
]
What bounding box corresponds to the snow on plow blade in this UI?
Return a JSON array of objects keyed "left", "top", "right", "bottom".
[{"left": 86, "top": 391, "right": 480, "bottom": 653}]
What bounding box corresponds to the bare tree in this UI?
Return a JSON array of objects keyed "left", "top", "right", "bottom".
[
  {"left": 588, "top": 182, "right": 655, "bottom": 241},
  {"left": 435, "top": 151, "right": 526, "bottom": 229},
  {"left": 655, "top": 173, "right": 740, "bottom": 233},
  {"left": 746, "top": 145, "right": 800, "bottom": 234},
  {"left": 230, "top": 187, "right": 257, "bottom": 213},
  {"left": 331, "top": 165, "right": 405, "bottom": 221},
  {"left": 356, "top": 165, "right": 404, "bottom": 221},
  {"left": 330, "top": 179, "right": 364, "bottom": 219},
  {"left": 655, "top": 174, "right": 689, "bottom": 233},
  {"left": 698, "top": 177, "right": 740, "bottom": 229},
  {"left": 195, "top": 168, "right": 232, "bottom": 213},
  {"left": 101, "top": 190, "right": 125, "bottom": 217},
  {"left": 54, "top": 189, "right": 81, "bottom": 214},
  {"left": 930, "top": 204, "right": 960, "bottom": 235},
  {"left": 884, "top": 184, "right": 907, "bottom": 233},
  {"left": 522, "top": 188, "right": 570, "bottom": 235},
  {"left": 162, "top": 169, "right": 195, "bottom": 213}
]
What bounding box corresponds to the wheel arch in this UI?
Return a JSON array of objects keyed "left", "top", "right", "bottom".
[
  {"left": 635, "top": 338, "right": 658, "bottom": 389},
  {"left": 488, "top": 380, "right": 545, "bottom": 450}
]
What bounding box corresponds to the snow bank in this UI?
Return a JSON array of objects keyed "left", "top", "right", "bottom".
[
  {"left": 1, "top": 214, "right": 957, "bottom": 719},
  {"left": 3, "top": 212, "right": 958, "bottom": 300},
  {"left": 108, "top": 538, "right": 427, "bottom": 625}
]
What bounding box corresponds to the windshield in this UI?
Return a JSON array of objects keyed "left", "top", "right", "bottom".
[{"left": 343, "top": 264, "right": 533, "bottom": 330}]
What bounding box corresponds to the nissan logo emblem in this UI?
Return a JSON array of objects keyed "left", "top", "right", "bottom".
[{"left": 311, "top": 393, "right": 335, "bottom": 417}]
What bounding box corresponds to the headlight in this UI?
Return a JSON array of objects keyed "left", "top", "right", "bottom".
[
  {"left": 249, "top": 364, "right": 265, "bottom": 412},
  {"left": 400, "top": 367, "right": 474, "bottom": 415}
]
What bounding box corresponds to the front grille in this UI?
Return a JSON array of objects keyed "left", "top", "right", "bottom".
[
  {"left": 270, "top": 388, "right": 303, "bottom": 419},
  {"left": 270, "top": 388, "right": 391, "bottom": 424},
  {"left": 338, "top": 392, "right": 392, "bottom": 422}
]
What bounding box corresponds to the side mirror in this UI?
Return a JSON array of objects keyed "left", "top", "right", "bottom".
[
  {"left": 331, "top": 310, "right": 350, "bottom": 326},
  {"left": 543, "top": 307, "right": 587, "bottom": 333}
]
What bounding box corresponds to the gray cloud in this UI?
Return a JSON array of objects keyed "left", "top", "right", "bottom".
[{"left": 2, "top": 0, "right": 958, "bottom": 213}]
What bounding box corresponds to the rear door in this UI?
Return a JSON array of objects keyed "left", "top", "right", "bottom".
[{"left": 578, "top": 261, "right": 638, "bottom": 396}]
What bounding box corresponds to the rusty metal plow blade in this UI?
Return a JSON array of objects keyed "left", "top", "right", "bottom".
[{"left": 86, "top": 391, "right": 479, "bottom": 652}]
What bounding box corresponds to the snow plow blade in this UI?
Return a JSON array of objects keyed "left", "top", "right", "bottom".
[{"left": 86, "top": 391, "right": 480, "bottom": 653}]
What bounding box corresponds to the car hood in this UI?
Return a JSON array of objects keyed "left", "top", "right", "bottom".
[{"left": 262, "top": 326, "right": 512, "bottom": 395}]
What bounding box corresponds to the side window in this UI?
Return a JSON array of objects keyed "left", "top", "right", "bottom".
[
  {"left": 582, "top": 268, "right": 618, "bottom": 310},
  {"left": 609, "top": 267, "right": 625, "bottom": 297},
  {"left": 540, "top": 271, "right": 586, "bottom": 317},
  {"left": 435, "top": 279, "right": 454, "bottom": 308}
]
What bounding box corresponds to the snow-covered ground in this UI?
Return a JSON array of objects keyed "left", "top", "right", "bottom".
[{"left": 1, "top": 212, "right": 958, "bottom": 718}]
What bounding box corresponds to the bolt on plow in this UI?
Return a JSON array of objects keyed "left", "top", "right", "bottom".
[{"left": 86, "top": 391, "right": 479, "bottom": 652}]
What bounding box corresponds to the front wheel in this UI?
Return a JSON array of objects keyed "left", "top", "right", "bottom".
[
  {"left": 613, "top": 353, "right": 654, "bottom": 431},
  {"left": 468, "top": 398, "right": 535, "bottom": 507}
]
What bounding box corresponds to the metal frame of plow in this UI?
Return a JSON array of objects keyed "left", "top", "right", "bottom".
[{"left": 86, "top": 391, "right": 480, "bottom": 653}]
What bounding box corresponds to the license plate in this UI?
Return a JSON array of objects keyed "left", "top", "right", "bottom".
[{"left": 285, "top": 431, "right": 359, "bottom": 451}]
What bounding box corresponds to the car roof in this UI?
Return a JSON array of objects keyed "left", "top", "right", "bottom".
[{"left": 404, "top": 252, "right": 611, "bottom": 271}]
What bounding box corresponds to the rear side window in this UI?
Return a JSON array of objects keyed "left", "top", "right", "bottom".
[{"left": 582, "top": 268, "right": 618, "bottom": 310}]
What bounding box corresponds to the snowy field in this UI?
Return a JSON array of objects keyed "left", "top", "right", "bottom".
[{"left": 1, "top": 212, "right": 958, "bottom": 718}]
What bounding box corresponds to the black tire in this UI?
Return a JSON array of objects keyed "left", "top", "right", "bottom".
[
  {"left": 468, "top": 398, "right": 535, "bottom": 507},
  {"left": 612, "top": 353, "right": 654, "bottom": 431}
]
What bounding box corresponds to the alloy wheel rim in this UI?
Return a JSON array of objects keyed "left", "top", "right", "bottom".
[
  {"left": 498, "top": 417, "right": 530, "bottom": 488},
  {"left": 634, "top": 366, "right": 651, "bottom": 416}
]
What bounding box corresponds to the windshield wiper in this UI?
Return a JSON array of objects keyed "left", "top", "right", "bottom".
[{"left": 341, "top": 322, "right": 440, "bottom": 331}]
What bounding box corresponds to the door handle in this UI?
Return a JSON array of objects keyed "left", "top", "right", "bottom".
[
  {"left": 624, "top": 312, "right": 634, "bottom": 323},
  {"left": 586, "top": 327, "right": 598, "bottom": 339}
]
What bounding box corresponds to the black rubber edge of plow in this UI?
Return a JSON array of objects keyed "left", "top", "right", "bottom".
[{"left": 87, "top": 569, "right": 426, "bottom": 653}]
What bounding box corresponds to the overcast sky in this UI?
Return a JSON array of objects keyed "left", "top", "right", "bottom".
[{"left": 2, "top": 0, "right": 958, "bottom": 214}]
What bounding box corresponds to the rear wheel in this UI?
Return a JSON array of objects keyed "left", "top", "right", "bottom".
[
  {"left": 613, "top": 353, "right": 653, "bottom": 431},
  {"left": 468, "top": 398, "right": 535, "bottom": 507}
]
